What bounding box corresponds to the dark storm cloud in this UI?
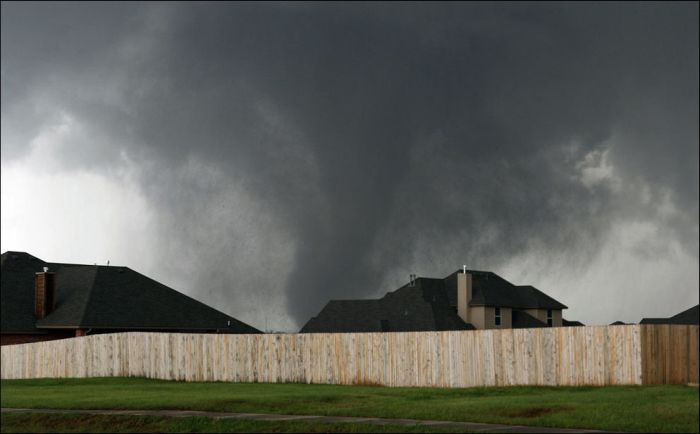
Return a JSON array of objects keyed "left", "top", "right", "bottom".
[{"left": 2, "top": 2, "right": 697, "bottom": 327}]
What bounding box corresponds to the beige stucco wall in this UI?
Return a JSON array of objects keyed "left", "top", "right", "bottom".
[
  {"left": 525, "top": 308, "right": 562, "bottom": 327},
  {"left": 525, "top": 309, "right": 546, "bottom": 323},
  {"left": 468, "top": 306, "right": 511, "bottom": 329},
  {"left": 552, "top": 309, "right": 562, "bottom": 327},
  {"left": 457, "top": 273, "right": 472, "bottom": 324},
  {"left": 468, "top": 306, "right": 486, "bottom": 329}
]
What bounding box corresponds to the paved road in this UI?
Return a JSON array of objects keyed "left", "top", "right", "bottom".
[{"left": 1, "top": 407, "right": 610, "bottom": 433}]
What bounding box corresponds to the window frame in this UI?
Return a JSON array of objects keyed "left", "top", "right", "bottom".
[
  {"left": 547, "top": 309, "right": 553, "bottom": 326},
  {"left": 495, "top": 307, "right": 502, "bottom": 326}
]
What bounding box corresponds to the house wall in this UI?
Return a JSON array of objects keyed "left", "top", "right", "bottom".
[
  {"left": 1, "top": 332, "right": 74, "bottom": 346},
  {"left": 526, "top": 309, "right": 563, "bottom": 327},
  {"left": 553, "top": 310, "right": 562, "bottom": 327},
  {"left": 467, "top": 306, "right": 486, "bottom": 329},
  {"left": 467, "top": 306, "right": 512, "bottom": 329},
  {"left": 457, "top": 273, "right": 472, "bottom": 324},
  {"left": 526, "top": 308, "right": 545, "bottom": 323}
]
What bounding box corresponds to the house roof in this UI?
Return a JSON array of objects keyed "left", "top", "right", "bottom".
[
  {"left": 640, "top": 304, "right": 699, "bottom": 325},
  {"left": 300, "top": 269, "right": 568, "bottom": 333},
  {"left": 442, "top": 270, "right": 567, "bottom": 310},
  {"left": 563, "top": 319, "right": 585, "bottom": 326},
  {"left": 511, "top": 310, "right": 548, "bottom": 328},
  {"left": 669, "top": 305, "right": 699, "bottom": 324},
  {"left": 300, "top": 300, "right": 384, "bottom": 333},
  {"left": 1, "top": 251, "right": 260, "bottom": 334},
  {"left": 301, "top": 277, "right": 475, "bottom": 333}
]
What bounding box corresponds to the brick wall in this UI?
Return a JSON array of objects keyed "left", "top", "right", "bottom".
[{"left": 1, "top": 332, "right": 73, "bottom": 346}]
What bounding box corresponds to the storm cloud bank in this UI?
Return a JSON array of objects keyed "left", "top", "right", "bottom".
[{"left": 2, "top": 3, "right": 698, "bottom": 330}]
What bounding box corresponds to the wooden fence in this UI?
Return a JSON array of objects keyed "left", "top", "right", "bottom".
[{"left": 1, "top": 325, "right": 697, "bottom": 386}]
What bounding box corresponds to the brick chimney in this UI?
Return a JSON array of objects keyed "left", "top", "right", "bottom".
[
  {"left": 35, "top": 269, "right": 56, "bottom": 319},
  {"left": 457, "top": 270, "right": 472, "bottom": 324}
]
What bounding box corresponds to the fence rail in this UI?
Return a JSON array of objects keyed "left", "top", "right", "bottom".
[{"left": 1, "top": 325, "right": 697, "bottom": 386}]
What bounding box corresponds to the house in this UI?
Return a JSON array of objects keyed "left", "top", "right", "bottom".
[
  {"left": 1, "top": 251, "right": 260, "bottom": 345},
  {"left": 301, "top": 268, "right": 575, "bottom": 333},
  {"left": 563, "top": 319, "right": 585, "bottom": 326},
  {"left": 640, "top": 304, "right": 699, "bottom": 325}
]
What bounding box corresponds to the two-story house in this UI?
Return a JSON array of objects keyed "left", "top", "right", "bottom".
[{"left": 300, "top": 268, "right": 575, "bottom": 333}]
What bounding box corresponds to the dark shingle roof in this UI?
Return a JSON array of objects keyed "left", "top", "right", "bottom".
[
  {"left": 1, "top": 251, "right": 260, "bottom": 334},
  {"left": 301, "top": 300, "right": 384, "bottom": 333},
  {"left": 640, "top": 304, "right": 699, "bottom": 325},
  {"left": 1, "top": 252, "right": 50, "bottom": 334},
  {"left": 669, "top": 305, "right": 699, "bottom": 324},
  {"left": 301, "top": 277, "right": 474, "bottom": 333},
  {"left": 512, "top": 310, "right": 548, "bottom": 328},
  {"left": 639, "top": 318, "right": 668, "bottom": 324},
  {"left": 442, "top": 270, "right": 567, "bottom": 310},
  {"left": 563, "top": 319, "right": 585, "bottom": 326}
]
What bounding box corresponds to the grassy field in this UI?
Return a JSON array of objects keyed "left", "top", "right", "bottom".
[{"left": 1, "top": 378, "right": 698, "bottom": 433}]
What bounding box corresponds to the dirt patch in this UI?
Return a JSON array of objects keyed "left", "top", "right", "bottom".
[
  {"left": 6, "top": 414, "right": 167, "bottom": 433},
  {"left": 351, "top": 379, "right": 384, "bottom": 387},
  {"left": 520, "top": 407, "right": 556, "bottom": 417},
  {"left": 501, "top": 406, "right": 567, "bottom": 418}
]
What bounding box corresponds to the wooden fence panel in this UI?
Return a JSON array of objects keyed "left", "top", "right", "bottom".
[
  {"left": 640, "top": 325, "right": 699, "bottom": 384},
  {"left": 2, "top": 325, "right": 697, "bottom": 387}
]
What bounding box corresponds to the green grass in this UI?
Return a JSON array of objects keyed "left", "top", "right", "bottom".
[
  {"left": 0, "top": 413, "right": 475, "bottom": 433},
  {"left": 1, "top": 378, "right": 698, "bottom": 433}
]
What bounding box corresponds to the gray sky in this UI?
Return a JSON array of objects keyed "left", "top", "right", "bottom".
[{"left": 1, "top": 2, "right": 698, "bottom": 331}]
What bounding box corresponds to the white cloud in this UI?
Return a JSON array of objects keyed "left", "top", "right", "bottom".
[
  {"left": 500, "top": 220, "right": 699, "bottom": 325},
  {"left": 1, "top": 150, "right": 157, "bottom": 271},
  {"left": 576, "top": 148, "right": 621, "bottom": 192}
]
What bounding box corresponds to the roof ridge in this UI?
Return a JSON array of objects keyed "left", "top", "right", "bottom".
[{"left": 75, "top": 266, "right": 100, "bottom": 327}]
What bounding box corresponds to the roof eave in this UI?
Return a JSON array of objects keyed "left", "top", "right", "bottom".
[{"left": 1, "top": 330, "right": 49, "bottom": 334}]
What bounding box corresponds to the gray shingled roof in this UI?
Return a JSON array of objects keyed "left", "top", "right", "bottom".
[
  {"left": 444, "top": 270, "right": 567, "bottom": 309},
  {"left": 640, "top": 304, "right": 699, "bottom": 325},
  {"left": 442, "top": 270, "right": 567, "bottom": 310},
  {"left": 511, "top": 310, "right": 547, "bottom": 328},
  {"left": 609, "top": 321, "right": 628, "bottom": 325},
  {"left": 563, "top": 319, "right": 585, "bottom": 326},
  {"left": 1, "top": 251, "right": 260, "bottom": 334},
  {"left": 300, "top": 300, "right": 384, "bottom": 333},
  {"left": 1, "top": 252, "right": 49, "bottom": 334},
  {"left": 301, "top": 277, "right": 475, "bottom": 333}
]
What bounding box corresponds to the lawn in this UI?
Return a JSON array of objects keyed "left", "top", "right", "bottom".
[
  {"left": 1, "top": 378, "right": 698, "bottom": 433},
  {"left": 0, "top": 413, "right": 475, "bottom": 433}
]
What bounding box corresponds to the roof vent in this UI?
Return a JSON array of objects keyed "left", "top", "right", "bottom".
[
  {"left": 462, "top": 265, "right": 467, "bottom": 274},
  {"left": 409, "top": 274, "right": 416, "bottom": 287},
  {"left": 43, "top": 266, "right": 49, "bottom": 273}
]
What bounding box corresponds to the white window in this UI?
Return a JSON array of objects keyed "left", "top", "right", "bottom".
[{"left": 495, "top": 307, "right": 501, "bottom": 326}]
